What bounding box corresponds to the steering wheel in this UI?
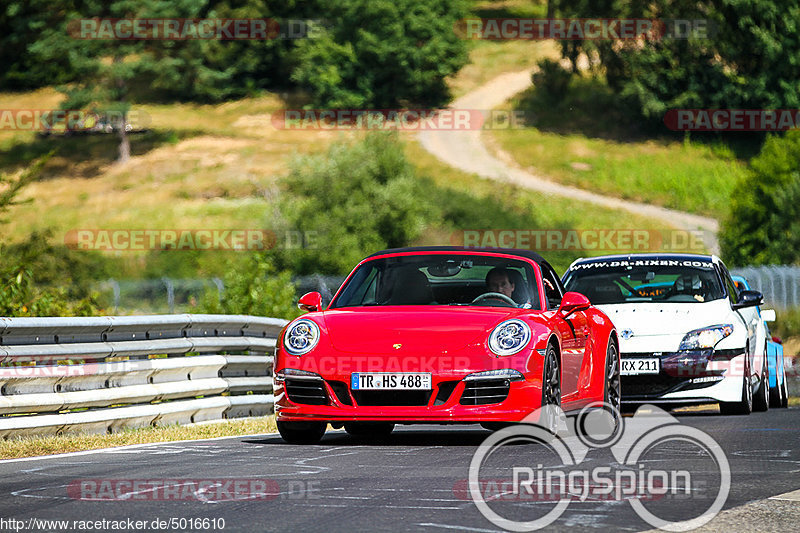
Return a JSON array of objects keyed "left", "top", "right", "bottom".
[{"left": 472, "top": 292, "right": 517, "bottom": 306}]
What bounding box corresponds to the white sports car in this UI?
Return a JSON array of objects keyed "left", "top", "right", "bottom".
[{"left": 563, "top": 254, "right": 769, "bottom": 415}]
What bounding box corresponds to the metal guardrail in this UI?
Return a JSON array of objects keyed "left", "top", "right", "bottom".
[
  {"left": 0, "top": 314, "right": 286, "bottom": 439},
  {"left": 96, "top": 275, "right": 346, "bottom": 314}
]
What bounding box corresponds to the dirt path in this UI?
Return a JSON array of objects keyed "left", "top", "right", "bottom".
[{"left": 418, "top": 70, "right": 720, "bottom": 254}]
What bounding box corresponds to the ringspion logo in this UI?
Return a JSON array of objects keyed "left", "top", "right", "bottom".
[{"left": 466, "top": 404, "right": 730, "bottom": 531}]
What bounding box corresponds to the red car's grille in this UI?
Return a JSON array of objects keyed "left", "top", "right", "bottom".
[
  {"left": 460, "top": 379, "right": 510, "bottom": 405},
  {"left": 433, "top": 380, "right": 460, "bottom": 405},
  {"left": 328, "top": 380, "right": 353, "bottom": 405},
  {"left": 284, "top": 379, "right": 329, "bottom": 405},
  {"left": 351, "top": 390, "right": 433, "bottom": 406}
]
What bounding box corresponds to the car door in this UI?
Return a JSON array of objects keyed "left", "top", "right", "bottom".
[
  {"left": 719, "top": 264, "right": 760, "bottom": 373},
  {"left": 543, "top": 263, "right": 587, "bottom": 397}
]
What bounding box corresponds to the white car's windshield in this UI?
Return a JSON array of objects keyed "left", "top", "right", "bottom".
[{"left": 564, "top": 261, "right": 725, "bottom": 304}]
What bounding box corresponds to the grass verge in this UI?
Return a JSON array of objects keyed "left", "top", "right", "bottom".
[
  {"left": 486, "top": 76, "right": 751, "bottom": 219},
  {"left": 0, "top": 416, "right": 276, "bottom": 460}
]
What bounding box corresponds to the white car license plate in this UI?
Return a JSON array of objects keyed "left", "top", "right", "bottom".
[
  {"left": 351, "top": 372, "right": 432, "bottom": 390},
  {"left": 621, "top": 358, "right": 660, "bottom": 376}
]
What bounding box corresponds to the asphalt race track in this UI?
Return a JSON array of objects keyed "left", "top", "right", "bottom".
[{"left": 1, "top": 408, "right": 798, "bottom": 533}]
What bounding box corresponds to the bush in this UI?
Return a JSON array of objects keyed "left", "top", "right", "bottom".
[
  {"left": 0, "top": 266, "right": 103, "bottom": 317},
  {"left": 279, "top": 132, "right": 437, "bottom": 274},
  {"left": 1, "top": 231, "right": 115, "bottom": 300},
  {"left": 773, "top": 307, "right": 800, "bottom": 342},
  {"left": 199, "top": 253, "right": 300, "bottom": 319},
  {"left": 720, "top": 131, "right": 800, "bottom": 266},
  {"left": 531, "top": 59, "right": 572, "bottom": 104}
]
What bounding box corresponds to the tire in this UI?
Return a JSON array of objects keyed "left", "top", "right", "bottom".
[
  {"left": 344, "top": 422, "right": 395, "bottom": 438},
  {"left": 753, "top": 354, "right": 769, "bottom": 412},
  {"left": 780, "top": 378, "right": 789, "bottom": 409},
  {"left": 482, "top": 344, "right": 561, "bottom": 435},
  {"left": 604, "top": 339, "right": 622, "bottom": 419},
  {"left": 719, "top": 354, "right": 752, "bottom": 415},
  {"left": 539, "top": 343, "right": 562, "bottom": 435},
  {"left": 768, "top": 345, "right": 784, "bottom": 408},
  {"left": 480, "top": 422, "right": 510, "bottom": 432},
  {"left": 769, "top": 358, "right": 784, "bottom": 409},
  {"left": 277, "top": 421, "right": 326, "bottom": 444},
  {"left": 769, "top": 382, "right": 783, "bottom": 409}
]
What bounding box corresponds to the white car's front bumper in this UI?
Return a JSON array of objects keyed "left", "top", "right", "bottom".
[{"left": 621, "top": 353, "right": 746, "bottom": 404}]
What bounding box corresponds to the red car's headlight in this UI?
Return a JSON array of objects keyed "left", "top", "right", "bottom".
[
  {"left": 283, "top": 319, "right": 320, "bottom": 356},
  {"left": 488, "top": 319, "right": 531, "bottom": 356}
]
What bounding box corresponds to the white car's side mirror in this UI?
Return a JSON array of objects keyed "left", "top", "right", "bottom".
[{"left": 761, "top": 309, "right": 776, "bottom": 322}]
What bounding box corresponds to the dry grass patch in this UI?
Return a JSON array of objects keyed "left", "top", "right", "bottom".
[{"left": 0, "top": 416, "right": 277, "bottom": 460}]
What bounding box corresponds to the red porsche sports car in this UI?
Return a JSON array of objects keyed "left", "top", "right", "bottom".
[{"left": 274, "top": 247, "right": 620, "bottom": 444}]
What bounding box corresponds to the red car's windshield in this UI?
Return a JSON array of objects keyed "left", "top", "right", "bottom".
[{"left": 330, "top": 254, "right": 540, "bottom": 309}]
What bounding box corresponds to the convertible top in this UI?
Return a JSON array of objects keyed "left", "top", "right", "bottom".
[{"left": 366, "top": 246, "right": 549, "bottom": 266}]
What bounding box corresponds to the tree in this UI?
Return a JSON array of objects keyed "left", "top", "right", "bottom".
[
  {"left": 291, "top": 0, "right": 469, "bottom": 108},
  {"left": 133, "top": 0, "right": 325, "bottom": 103},
  {"left": 279, "top": 132, "right": 436, "bottom": 274},
  {"left": 0, "top": 0, "right": 77, "bottom": 90},
  {"left": 720, "top": 130, "right": 800, "bottom": 266},
  {"left": 0, "top": 154, "right": 49, "bottom": 223},
  {"left": 555, "top": 0, "right": 800, "bottom": 121},
  {"left": 27, "top": 0, "right": 324, "bottom": 162},
  {"left": 29, "top": 0, "right": 164, "bottom": 163},
  {"left": 0, "top": 155, "right": 104, "bottom": 317}
]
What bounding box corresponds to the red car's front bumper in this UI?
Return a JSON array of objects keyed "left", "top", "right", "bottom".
[{"left": 273, "top": 372, "right": 544, "bottom": 424}]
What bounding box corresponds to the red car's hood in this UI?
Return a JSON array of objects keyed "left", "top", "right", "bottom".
[{"left": 319, "top": 306, "right": 518, "bottom": 354}]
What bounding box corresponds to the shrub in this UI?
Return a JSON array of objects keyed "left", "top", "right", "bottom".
[
  {"left": 199, "top": 253, "right": 300, "bottom": 319},
  {"left": 279, "top": 132, "right": 437, "bottom": 274},
  {"left": 532, "top": 59, "right": 572, "bottom": 104},
  {"left": 720, "top": 131, "right": 800, "bottom": 266}
]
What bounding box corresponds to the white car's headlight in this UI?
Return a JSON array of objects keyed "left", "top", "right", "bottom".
[
  {"left": 283, "top": 319, "right": 320, "bottom": 355},
  {"left": 678, "top": 324, "right": 733, "bottom": 351},
  {"left": 488, "top": 319, "right": 531, "bottom": 356}
]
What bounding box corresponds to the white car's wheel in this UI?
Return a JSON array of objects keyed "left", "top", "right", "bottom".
[{"left": 753, "top": 353, "right": 769, "bottom": 412}]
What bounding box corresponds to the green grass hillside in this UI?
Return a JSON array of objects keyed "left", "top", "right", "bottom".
[{"left": 486, "top": 76, "right": 751, "bottom": 219}]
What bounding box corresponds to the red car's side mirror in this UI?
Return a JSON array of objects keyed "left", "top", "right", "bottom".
[
  {"left": 558, "top": 291, "right": 591, "bottom": 316},
  {"left": 298, "top": 291, "right": 322, "bottom": 313}
]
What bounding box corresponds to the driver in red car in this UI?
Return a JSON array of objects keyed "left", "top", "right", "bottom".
[
  {"left": 485, "top": 266, "right": 552, "bottom": 308},
  {"left": 486, "top": 267, "right": 515, "bottom": 298}
]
